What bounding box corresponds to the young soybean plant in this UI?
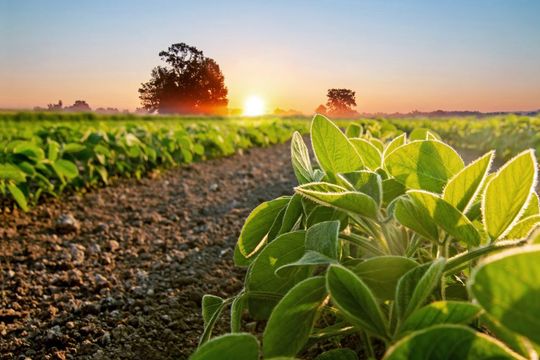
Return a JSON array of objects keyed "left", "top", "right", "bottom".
[{"left": 192, "top": 115, "right": 540, "bottom": 360}]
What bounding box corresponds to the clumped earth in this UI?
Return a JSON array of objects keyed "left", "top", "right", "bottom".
[{"left": 0, "top": 142, "right": 296, "bottom": 359}]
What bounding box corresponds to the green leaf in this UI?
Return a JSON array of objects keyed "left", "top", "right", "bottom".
[
  {"left": 291, "top": 132, "right": 314, "bottom": 184},
  {"left": 394, "top": 197, "right": 439, "bottom": 242},
  {"left": 408, "top": 190, "right": 481, "bottom": 246},
  {"left": 63, "top": 143, "right": 86, "bottom": 154},
  {"left": 47, "top": 140, "right": 60, "bottom": 161},
  {"left": 326, "top": 265, "right": 389, "bottom": 339},
  {"left": 383, "top": 325, "right": 521, "bottom": 360},
  {"left": 398, "top": 301, "right": 482, "bottom": 335},
  {"left": 263, "top": 276, "right": 327, "bottom": 358},
  {"left": 385, "top": 140, "right": 464, "bottom": 193},
  {"left": 13, "top": 142, "right": 45, "bottom": 162},
  {"left": 395, "top": 258, "right": 446, "bottom": 322},
  {"left": 443, "top": 151, "right": 493, "bottom": 212},
  {"left": 504, "top": 215, "right": 540, "bottom": 240},
  {"left": 202, "top": 295, "right": 224, "bottom": 326},
  {"left": 230, "top": 294, "right": 245, "bottom": 333},
  {"left": 350, "top": 138, "right": 382, "bottom": 170},
  {"left": 384, "top": 133, "right": 407, "bottom": 158},
  {"left": 522, "top": 192, "right": 539, "bottom": 217},
  {"left": 306, "top": 220, "right": 340, "bottom": 259},
  {"left": 482, "top": 150, "right": 537, "bottom": 241},
  {"left": 246, "top": 231, "right": 310, "bottom": 319},
  {"left": 345, "top": 123, "right": 362, "bottom": 138},
  {"left": 278, "top": 193, "right": 303, "bottom": 235},
  {"left": 0, "top": 163, "right": 26, "bottom": 182},
  {"left": 311, "top": 114, "right": 363, "bottom": 175},
  {"left": 191, "top": 333, "right": 259, "bottom": 360},
  {"left": 382, "top": 178, "right": 406, "bottom": 206},
  {"left": 7, "top": 183, "right": 28, "bottom": 212},
  {"left": 338, "top": 170, "right": 382, "bottom": 206},
  {"left": 295, "top": 182, "right": 378, "bottom": 219},
  {"left": 469, "top": 245, "right": 540, "bottom": 345},
  {"left": 351, "top": 256, "right": 419, "bottom": 301},
  {"left": 53, "top": 159, "right": 79, "bottom": 180},
  {"left": 306, "top": 206, "right": 348, "bottom": 230},
  {"left": 234, "top": 197, "right": 290, "bottom": 266},
  {"left": 315, "top": 349, "right": 359, "bottom": 360},
  {"left": 276, "top": 226, "right": 342, "bottom": 274}
]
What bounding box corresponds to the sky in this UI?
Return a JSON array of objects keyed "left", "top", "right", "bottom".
[{"left": 1, "top": 0, "right": 540, "bottom": 114}]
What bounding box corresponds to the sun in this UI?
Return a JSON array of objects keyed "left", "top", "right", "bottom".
[{"left": 243, "top": 95, "right": 266, "bottom": 116}]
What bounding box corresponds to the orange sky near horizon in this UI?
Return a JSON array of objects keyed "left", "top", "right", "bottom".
[{"left": 1, "top": 1, "right": 539, "bottom": 114}]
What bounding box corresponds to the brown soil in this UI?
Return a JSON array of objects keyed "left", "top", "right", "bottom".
[{"left": 0, "top": 142, "right": 296, "bottom": 359}]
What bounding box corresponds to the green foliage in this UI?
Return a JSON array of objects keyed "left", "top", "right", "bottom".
[{"left": 0, "top": 114, "right": 309, "bottom": 211}]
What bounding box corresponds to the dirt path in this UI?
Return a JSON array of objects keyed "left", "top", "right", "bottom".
[{"left": 0, "top": 142, "right": 296, "bottom": 360}]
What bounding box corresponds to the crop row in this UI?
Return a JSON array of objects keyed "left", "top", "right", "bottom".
[
  {"left": 0, "top": 115, "right": 309, "bottom": 211},
  {"left": 192, "top": 115, "right": 540, "bottom": 359}
]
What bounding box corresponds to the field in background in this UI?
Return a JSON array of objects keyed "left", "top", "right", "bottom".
[{"left": 1, "top": 112, "right": 539, "bottom": 211}]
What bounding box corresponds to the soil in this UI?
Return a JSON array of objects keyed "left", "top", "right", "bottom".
[{"left": 0, "top": 142, "right": 296, "bottom": 359}]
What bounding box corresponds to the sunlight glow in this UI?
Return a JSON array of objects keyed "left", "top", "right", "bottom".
[{"left": 243, "top": 95, "right": 266, "bottom": 116}]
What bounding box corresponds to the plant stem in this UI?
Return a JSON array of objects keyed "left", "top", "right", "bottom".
[
  {"left": 361, "top": 330, "right": 376, "bottom": 359},
  {"left": 444, "top": 239, "right": 527, "bottom": 275}
]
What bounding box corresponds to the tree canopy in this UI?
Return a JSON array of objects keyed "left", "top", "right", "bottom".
[
  {"left": 139, "top": 43, "right": 228, "bottom": 115},
  {"left": 325, "top": 88, "right": 358, "bottom": 117}
]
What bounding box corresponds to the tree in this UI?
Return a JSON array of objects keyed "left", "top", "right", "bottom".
[
  {"left": 139, "top": 43, "right": 228, "bottom": 115},
  {"left": 47, "top": 100, "right": 63, "bottom": 111},
  {"left": 65, "top": 100, "right": 91, "bottom": 112},
  {"left": 315, "top": 104, "right": 327, "bottom": 115},
  {"left": 326, "top": 88, "right": 358, "bottom": 117}
]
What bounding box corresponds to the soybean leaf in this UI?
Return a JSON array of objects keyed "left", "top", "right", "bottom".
[
  {"left": 408, "top": 190, "right": 481, "bottom": 246},
  {"left": 53, "top": 159, "right": 79, "bottom": 181},
  {"left": 263, "top": 277, "right": 327, "bottom": 358},
  {"left": 398, "top": 301, "right": 482, "bottom": 336},
  {"left": 306, "top": 206, "right": 348, "bottom": 230},
  {"left": 63, "top": 143, "right": 86, "bottom": 154},
  {"left": 443, "top": 151, "right": 493, "bottom": 212},
  {"left": 395, "top": 258, "right": 446, "bottom": 322},
  {"left": 326, "top": 265, "right": 389, "bottom": 339},
  {"left": 0, "top": 164, "right": 26, "bottom": 182},
  {"left": 345, "top": 123, "right": 362, "bottom": 138},
  {"left": 202, "top": 295, "right": 224, "bottom": 326},
  {"left": 276, "top": 221, "right": 341, "bottom": 276},
  {"left": 394, "top": 197, "right": 439, "bottom": 242},
  {"left": 47, "top": 140, "right": 60, "bottom": 161},
  {"left": 7, "top": 183, "right": 28, "bottom": 212},
  {"left": 278, "top": 193, "right": 304, "bottom": 235},
  {"left": 13, "top": 142, "right": 45, "bottom": 162},
  {"left": 295, "top": 182, "right": 378, "bottom": 219},
  {"left": 408, "top": 128, "right": 432, "bottom": 141},
  {"left": 482, "top": 150, "right": 537, "bottom": 241},
  {"left": 338, "top": 170, "right": 382, "bottom": 206},
  {"left": 469, "top": 245, "right": 540, "bottom": 345},
  {"left": 351, "top": 256, "right": 419, "bottom": 301},
  {"left": 311, "top": 114, "right": 363, "bottom": 175},
  {"left": 234, "top": 197, "right": 290, "bottom": 266},
  {"left": 385, "top": 140, "right": 464, "bottom": 193},
  {"left": 306, "top": 220, "right": 340, "bottom": 259},
  {"left": 504, "top": 215, "right": 540, "bottom": 240},
  {"left": 382, "top": 178, "right": 406, "bottom": 206},
  {"left": 384, "top": 133, "right": 406, "bottom": 159},
  {"left": 522, "top": 192, "right": 539, "bottom": 217},
  {"left": 383, "top": 325, "right": 522, "bottom": 360},
  {"left": 246, "top": 231, "right": 310, "bottom": 319},
  {"left": 350, "top": 138, "right": 382, "bottom": 170},
  {"left": 191, "top": 333, "right": 259, "bottom": 360},
  {"left": 291, "top": 132, "right": 314, "bottom": 184},
  {"left": 230, "top": 294, "right": 245, "bottom": 333}
]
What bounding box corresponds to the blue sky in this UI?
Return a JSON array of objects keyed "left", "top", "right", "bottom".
[{"left": 1, "top": 0, "right": 539, "bottom": 112}]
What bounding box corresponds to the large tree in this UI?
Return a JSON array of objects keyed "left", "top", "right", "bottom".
[
  {"left": 139, "top": 43, "right": 228, "bottom": 114},
  {"left": 326, "top": 88, "right": 358, "bottom": 117}
]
